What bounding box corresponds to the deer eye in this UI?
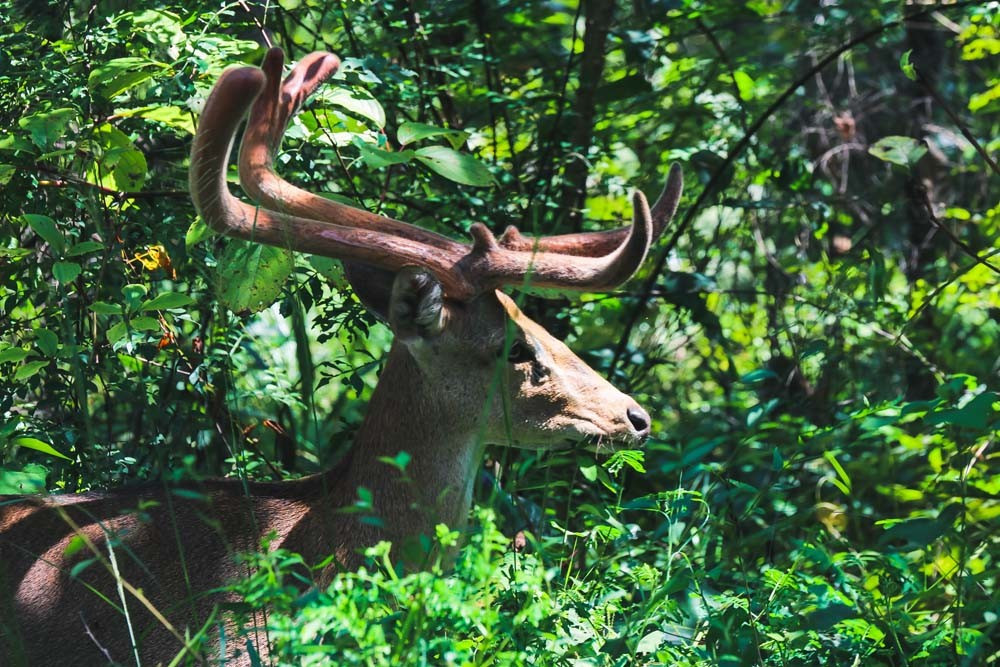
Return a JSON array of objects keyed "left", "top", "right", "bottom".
[{"left": 506, "top": 340, "right": 535, "bottom": 364}]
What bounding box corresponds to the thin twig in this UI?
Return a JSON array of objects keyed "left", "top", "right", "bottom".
[{"left": 610, "top": 2, "right": 981, "bottom": 371}]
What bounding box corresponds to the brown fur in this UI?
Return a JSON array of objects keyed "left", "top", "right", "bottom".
[{"left": 0, "top": 290, "right": 648, "bottom": 666}]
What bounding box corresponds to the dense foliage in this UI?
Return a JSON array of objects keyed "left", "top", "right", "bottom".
[{"left": 1, "top": 0, "right": 997, "bottom": 664}]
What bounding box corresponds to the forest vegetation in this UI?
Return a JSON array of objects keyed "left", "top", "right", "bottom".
[{"left": 1, "top": 0, "right": 998, "bottom": 664}]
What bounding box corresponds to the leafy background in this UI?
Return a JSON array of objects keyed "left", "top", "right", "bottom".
[{"left": 1, "top": 0, "right": 998, "bottom": 664}]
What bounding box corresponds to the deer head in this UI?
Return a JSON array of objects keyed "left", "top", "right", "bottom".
[{"left": 189, "top": 47, "right": 682, "bottom": 460}]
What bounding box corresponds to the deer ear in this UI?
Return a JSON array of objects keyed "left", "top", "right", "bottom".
[{"left": 388, "top": 267, "right": 448, "bottom": 341}]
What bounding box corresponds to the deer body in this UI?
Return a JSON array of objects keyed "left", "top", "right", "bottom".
[{"left": 0, "top": 48, "right": 681, "bottom": 665}]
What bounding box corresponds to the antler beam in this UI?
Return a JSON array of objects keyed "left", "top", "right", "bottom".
[{"left": 190, "top": 49, "right": 678, "bottom": 300}]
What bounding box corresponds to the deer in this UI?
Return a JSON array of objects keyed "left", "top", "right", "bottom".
[{"left": 0, "top": 48, "right": 682, "bottom": 666}]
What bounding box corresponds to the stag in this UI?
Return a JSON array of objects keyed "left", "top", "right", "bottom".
[{"left": 0, "top": 48, "right": 681, "bottom": 665}]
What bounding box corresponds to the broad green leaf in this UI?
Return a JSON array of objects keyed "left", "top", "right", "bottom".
[
  {"left": 130, "top": 316, "right": 161, "bottom": 331},
  {"left": 141, "top": 293, "right": 194, "bottom": 311},
  {"left": 308, "top": 256, "right": 349, "bottom": 289},
  {"left": 0, "top": 464, "right": 48, "bottom": 494},
  {"left": 118, "top": 105, "right": 195, "bottom": 135},
  {"left": 24, "top": 213, "right": 65, "bottom": 254},
  {"left": 14, "top": 360, "right": 49, "bottom": 381},
  {"left": 34, "top": 329, "right": 58, "bottom": 357},
  {"left": 414, "top": 146, "right": 494, "bottom": 187},
  {"left": 88, "top": 57, "right": 168, "bottom": 100},
  {"left": 354, "top": 139, "right": 414, "bottom": 169},
  {"left": 323, "top": 88, "right": 386, "bottom": 128},
  {"left": 18, "top": 108, "right": 77, "bottom": 149},
  {"left": 926, "top": 392, "right": 998, "bottom": 430},
  {"left": 94, "top": 124, "right": 147, "bottom": 191},
  {"left": 122, "top": 283, "right": 148, "bottom": 312},
  {"left": 0, "top": 164, "right": 15, "bottom": 185},
  {"left": 636, "top": 630, "right": 666, "bottom": 655},
  {"left": 107, "top": 321, "right": 128, "bottom": 343},
  {"left": 66, "top": 241, "right": 104, "bottom": 256},
  {"left": 217, "top": 242, "right": 294, "bottom": 314},
  {"left": 0, "top": 348, "right": 31, "bottom": 364},
  {"left": 868, "top": 136, "right": 927, "bottom": 167},
  {"left": 398, "top": 122, "right": 468, "bottom": 149},
  {"left": 185, "top": 218, "right": 211, "bottom": 248},
  {"left": 733, "top": 70, "right": 755, "bottom": 99},
  {"left": 53, "top": 261, "right": 82, "bottom": 283},
  {"left": 90, "top": 302, "right": 123, "bottom": 315},
  {"left": 12, "top": 437, "right": 71, "bottom": 461}
]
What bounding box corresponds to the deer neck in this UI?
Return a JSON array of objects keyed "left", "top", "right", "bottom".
[{"left": 333, "top": 343, "right": 486, "bottom": 544}]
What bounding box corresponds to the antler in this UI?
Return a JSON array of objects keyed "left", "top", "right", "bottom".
[
  {"left": 240, "top": 49, "right": 683, "bottom": 260},
  {"left": 190, "top": 49, "right": 674, "bottom": 300}
]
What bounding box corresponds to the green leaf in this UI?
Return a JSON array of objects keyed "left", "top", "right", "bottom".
[
  {"left": 397, "top": 122, "right": 469, "bottom": 149},
  {"left": 107, "top": 321, "right": 128, "bottom": 343},
  {"left": 90, "top": 302, "right": 123, "bottom": 315},
  {"left": 732, "top": 70, "right": 755, "bottom": 99},
  {"left": 130, "top": 316, "right": 161, "bottom": 331},
  {"left": 739, "top": 368, "right": 779, "bottom": 385},
  {"left": 24, "top": 214, "right": 65, "bottom": 254},
  {"left": 926, "top": 392, "right": 998, "bottom": 430},
  {"left": 141, "top": 293, "right": 194, "bottom": 311},
  {"left": 18, "top": 108, "right": 77, "bottom": 149},
  {"left": 185, "top": 218, "right": 211, "bottom": 248},
  {"left": 0, "top": 348, "right": 32, "bottom": 364},
  {"left": 900, "top": 49, "right": 916, "bottom": 81},
  {"left": 121, "top": 105, "right": 195, "bottom": 135},
  {"left": 88, "top": 57, "right": 168, "bottom": 100},
  {"left": 969, "top": 80, "right": 1000, "bottom": 113},
  {"left": 216, "top": 242, "right": 294, "bottom": 314},
  {"left": 868, "top": 136, "right": 927, "bottom": 167},
  {"left": 94, "top": 124, "right": 147, "bottom": 191},
  {"left": 414, "top": 146, "right": 495, "bottom": 187},
  {"left": 34, "top": 329, "right": 58, "bottom": 357},
  {"left": 636, "top": 630, "right": 666, "bottom": 655},
  {"left": 354, "top": 139, "right": 414, "bottom": 169},
  {"left": 0, "top": 464, "right": 48, "bottom": 494},
  {"left": 323, "top": 88, "right": 386, "bottom": 128},
  {"left": 13, "top": 360, "right": 49, "bottom": 381},
  {"left": 53, "top": 261, "right": 82, "bottom": 283},
  {"left": 122, "top": 284, "right": 148, "bottom": 312},
  {"left": 66, "top": 241, "right": 104, "bottom": 256},
  {"left": 12, "top": 437, "right": 71, "bottom": 461},
  {"left": 308, "top": 256, "right": 349, "bottom": 289},
  {"left": 0, "top": 164, "right": 15, "bottom": 185}
]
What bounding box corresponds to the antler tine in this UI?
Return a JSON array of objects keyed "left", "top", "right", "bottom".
[
  {"left": 189, "top": 65, "right": 476, "bottom": 298},
  {"left": 461, "top": 189, "right": 654, "bottom": 293},
  {"left": 239, "top": 48, "right": 468, "bottom": 254},
  {"left": 497, "top": 163, "right": 683, "bottom": 256}
]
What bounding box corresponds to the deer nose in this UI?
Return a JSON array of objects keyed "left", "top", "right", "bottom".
[{"left": 626, "top": 405, "right": 651, "bottom": 437}]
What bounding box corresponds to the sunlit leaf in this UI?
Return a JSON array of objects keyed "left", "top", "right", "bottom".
[
  {"left": 12, "top": 437, "right": 71, "bottom": 461},
  {"left": 217, "top": 242, "right": 294, "bottom": 314},
  {"left": 868, "top": 136, "right": 927, "bottom": 167},
  {"left": 414, "top": 146, "right": 495, "bottom": 187}
]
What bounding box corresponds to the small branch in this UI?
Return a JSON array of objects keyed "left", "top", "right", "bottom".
[
  {"left": 610, "top": 2, "right": 981, "bottom": 371},
  {"left": 35, "top": 170, "right": 187, "bottom": 201},
  {"left": 915, "top": 70, "right": 1000, "bottom": 177}
]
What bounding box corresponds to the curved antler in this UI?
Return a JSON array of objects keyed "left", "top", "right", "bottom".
[
  {"left": 191, "top": 51, "right": 660, "bottom": 300},
  {"left": 497, "top": 163, "right": 683, "bottom": 256},
  {"left": 240, "top": 48, "right": 681, "bottom": 260}
]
